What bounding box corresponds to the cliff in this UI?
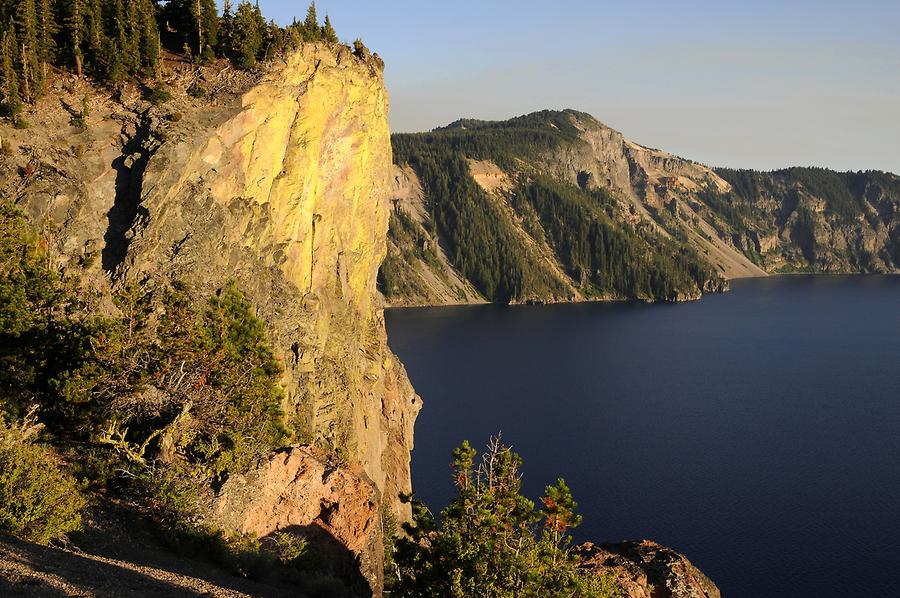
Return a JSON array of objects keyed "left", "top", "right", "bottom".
[
  {"left": 115, "top": 46, "right": 421, "bottom": 521},
  {"left": 1, "top": 44, "right": 419, "bottom": 592},
  {"left": 385, "top": 110, "right": 898, "bottom": 306}
]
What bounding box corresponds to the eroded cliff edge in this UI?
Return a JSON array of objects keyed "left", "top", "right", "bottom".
[
  {"left": 3, "top": 44, "right": 420, "bottom": 523},
  {"left": 120, "top": 46, "right": 422, "bottom": 522}
]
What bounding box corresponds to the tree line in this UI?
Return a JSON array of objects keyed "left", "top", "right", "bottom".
[{"left": 0, "top": 0, "right": 347, "bottom": 122}]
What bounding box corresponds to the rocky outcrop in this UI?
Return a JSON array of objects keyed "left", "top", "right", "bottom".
[
  {"left": 3, "top": 44, "right": 420, "bottom": 523},
  {"left": 531, "top": 113, "right": 899, "bottom": 277},
  {"left": 117, "top": 45, "right": 421, "bottom": 521},
  {"left": 211, "top": 446, "right": 384, "bottom": 596},
  {"left": 578, "top": 540, "right": 720, "bottom": 598},
  {"left": 534, "top": 112, "right": 767, "bottom": 280}
]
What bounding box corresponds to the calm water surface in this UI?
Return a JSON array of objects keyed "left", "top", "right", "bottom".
[{"left": 385, "top": 276, "right": 900, "bottom": 598}]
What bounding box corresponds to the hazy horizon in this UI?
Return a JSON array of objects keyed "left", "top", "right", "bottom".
[{"left": 244, "top": 0, "right": 900, "bottom": 173}]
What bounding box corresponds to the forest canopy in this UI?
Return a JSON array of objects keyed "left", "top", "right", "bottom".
[{"left": 0, "top": 0, "right": 353, "bottom": 120}]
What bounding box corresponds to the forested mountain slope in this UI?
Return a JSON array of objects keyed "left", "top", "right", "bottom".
[{"left": 383, "top": 110, "right": 898, "bottom": 306}]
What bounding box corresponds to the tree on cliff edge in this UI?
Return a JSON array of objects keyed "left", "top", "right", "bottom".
[{"left": 390, "top": 436, "right": 619, "bottom": 597}]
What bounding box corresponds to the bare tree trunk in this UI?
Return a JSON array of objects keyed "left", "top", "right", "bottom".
[
  {"left": 20, "top": 44, "right": 30, "bottom": 101},
  {"left": 196, "top": 0, "right": 203, "bottom": 58}
]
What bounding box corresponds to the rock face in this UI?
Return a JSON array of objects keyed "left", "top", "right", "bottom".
[
  {"left": 578, "top": 540, "right": 720, "bottom": 598},
  {"left": 538, "top": 113, "right": 768, "bottom": 281},
  {"left": 118, "top": 45, "right": 421, "bottom": 521},
  {"left": 384, "top": 164, "right": 488, "bottom": 305},
  {"left": 2, "top": 44, "right": 420, "bottom": 523},
  {"left": 212, "top": 446, "right": 384, "bottom": 595}
]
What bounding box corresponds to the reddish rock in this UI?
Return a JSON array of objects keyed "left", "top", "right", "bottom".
[
  {"left": 578, "top": 540, "right": 720, "bottom": 598},
  {"left": 210, "top": 446, "right": 383, "bottom": 596}
]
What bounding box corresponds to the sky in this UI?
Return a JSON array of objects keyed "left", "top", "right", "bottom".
[{"left": 240, "top": 1, "right": 899, "bottom": 173}]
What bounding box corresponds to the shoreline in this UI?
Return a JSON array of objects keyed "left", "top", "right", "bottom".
[{"left": 383, "top": 272, "right": 899, "bottom": 311}]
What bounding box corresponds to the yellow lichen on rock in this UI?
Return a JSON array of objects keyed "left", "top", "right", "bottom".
[
  {"left": 117, "top": 44, "right": 418, "bottom": 520},
  {"left": 192, "top": 47, "right": 392, "bottom": 317}
]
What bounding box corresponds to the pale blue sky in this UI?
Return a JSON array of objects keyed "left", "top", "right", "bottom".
[{"left": 239, "top": 1, "right": 899, "bottom": 172}]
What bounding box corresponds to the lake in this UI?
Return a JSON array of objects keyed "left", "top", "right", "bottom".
[{"left": 385, "top": 275, "right": 900, "bottom": 598}]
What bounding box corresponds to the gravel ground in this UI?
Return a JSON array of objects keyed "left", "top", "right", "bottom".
[{"left": 0, "top": 533, "right": 300, "bottom": 597}]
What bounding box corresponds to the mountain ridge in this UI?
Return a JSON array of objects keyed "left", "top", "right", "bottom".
[{"left": 382, "top": 109, "right": 898, "bottom": 306}]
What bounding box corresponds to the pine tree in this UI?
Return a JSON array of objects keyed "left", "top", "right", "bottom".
[
  {"left": 36, "top": 0, "right": 55, "bottom": 68},
  {"left": 107, "top": 0, "right": 128, "bottom": 81},
  {"left": 229, "top": 1, "right": 261, "bottom": 69},
  {"left": 252, "top": 1, "right": 265, "bottom": 43},
  {"left": 303, "top": 1, "right": 317, "bottom": 31},
  {"left": 323, "top": 14, "right": 337, "bottom": 44},
  {"left": 199, "top": 0, "right": 217, "bottom": 61},
  {"left": 136, "top": 0, "right": 159, "bottom": 72},
  {"left": 62, "top": 0, "right": 84, "bottom": 77},
  {"left": 1, "top": 19, "right": 21, "bottom": 118},
  {"left": 84, "top": 0, "right": 102, "bottom": 72},
  {"left": 218, "top": 0, "right": 233, "bottom": 57},
  {"left": 122, "top": 0, "right": 142, "bottom": 74},
  {"left": 14, "top": 0, "right": 40, "bottom": 100}
]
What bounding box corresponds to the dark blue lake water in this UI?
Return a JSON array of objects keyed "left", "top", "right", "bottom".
[{"left": 385, "top": 275, "right": 900, "bottom": 598}]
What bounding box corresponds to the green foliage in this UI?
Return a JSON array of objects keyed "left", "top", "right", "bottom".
[
  {"left": 792, "top": 205, "right": 818, "bottom": 265},
  {"left": 694, "top": 184, "right": 752, "bottom": 232},
  {"left": 221, "top": 1, "right": 261, "bottom": 69},
  {"left": 186, "top": 281, "right": 287, "bottom": 475},
  {"left": 0, "top": 201, "right": 65, "bottom": 337},
  {"left": 272, "top": 530, "right": 308, "bottom": 565},
  {"left": 717, "top": 166, "right": 874, "bottom": 223},
  {"left": 0, "top": 200, "right": 286, "bottom": 490},
  {"left": 1, "top": 18, "right": 22, "bottom": 118},
  {"left": 391, "top": 437, "right": 618, "bottom": 598},
  {"left": 322, "top": 15, "right": 337, "bottom": 44},
  {"left": 160, "top": 0, "right": 222, "bottom": 62},
  {"left": 352, "top": 38, "right": 367, "bottom": 57},
  {"left": 0, "top": 411, "right": 88, "bottom": 544},
  {"left": 391, "top": 116, "right": 722, "bottom": 303},
  {"left": 393, "top": 109, "right": 588, "bottom": 172},
  {"left": 378, "top": 208, "right": 443, "bottom": 299},
  {"left": 54, "top": 0, "right": 160, "bottom": 83},
  {"left": 519, "top": 176, "right": 719, "bottom": 300},
  {"left": 781, "top": 167, "right": 863, "bottom": 221},
  {"left": 144, "top": 83, "right": 171, "bottom": 104},
  {"left": 187, "top": 82, "right": 206, "bottom": 97},
  {"left": 382, "top": 500, "right": 399, "bottom": 577},
  {"left": 396, "top": 149, "right": 566, "bottom": 302},
  {"left": 0, "top": 0, "right": 355, "bottom": 107}
]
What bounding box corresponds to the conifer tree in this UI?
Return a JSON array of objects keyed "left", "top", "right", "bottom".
[
  {"left": 36, "top": 0, "right": 54, "bottom": 68},
  {"left": 1, "top": 19, "right": 21, "bottom": 118},
  {"left": 137, "top": 0, "right": 159, "bottom": 72},
  {"left": 107, "top": 0, "right": 128, "bottom": 81},
  {"left": 0, "top": 0, "right": 347, "bottom": 86},
  {"left": 229, "top": 1, "right": 261, "bottom": 69},
  {"left": 323, "top": 14, "right": 337, "bottom": 44},
  {"left": 199, "top": 0, "right": 217, "bottom": 60},
  {"left": 218, "top": 0, "right": 233, "bottom": 57},
  {"left": 251, "top": 1, "right": 265, "bottom": 43},
  {"left": 62, "top": 0, "right": 84, "bottom": 77},
  {"left": 304, "top": 2, "right": 317, "bottom": 31},
  {"left": 84, "top": 0, "right": 102, "bottom": 70},
  {"left": 14, "top": 0, "right": 39, "bottom": 100},
  {"left": 122, "top": 0, "right": 142, "bottom": 74}
]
